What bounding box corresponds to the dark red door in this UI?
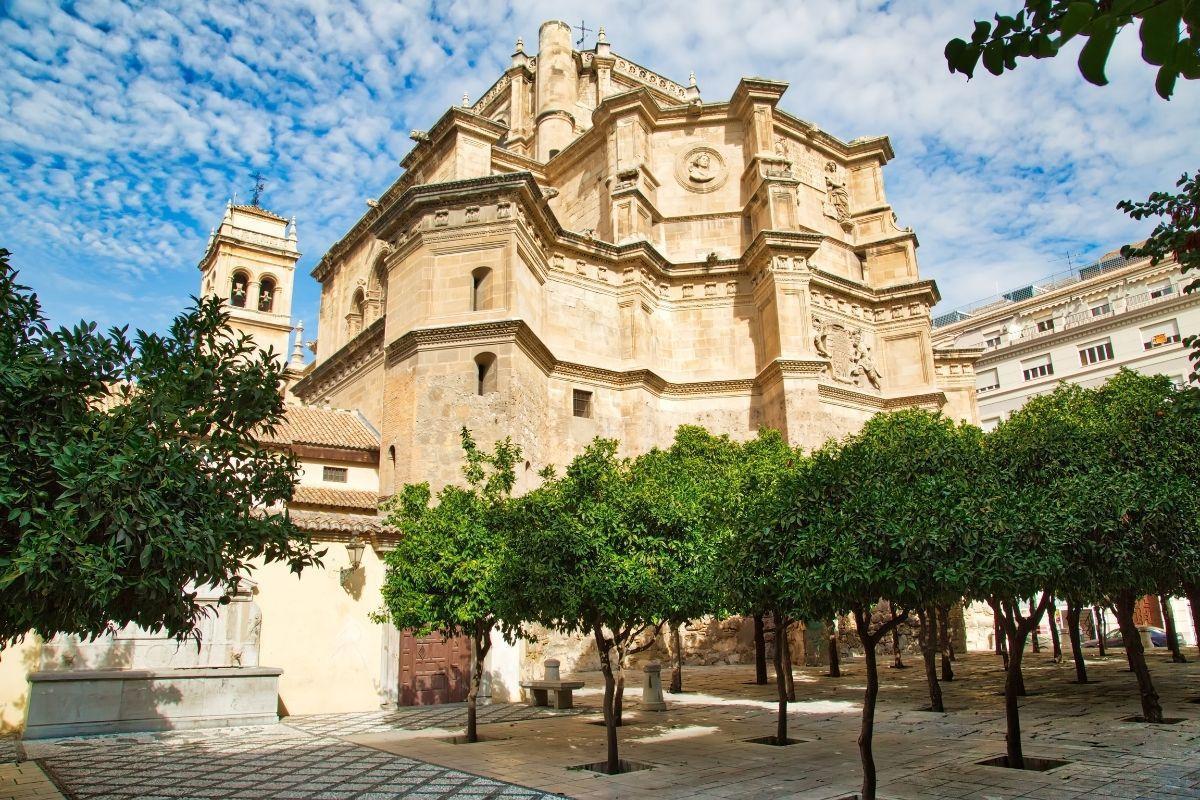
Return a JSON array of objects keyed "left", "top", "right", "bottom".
[{"left": 398, "top": 630, "right": 470, "bottom": 706}]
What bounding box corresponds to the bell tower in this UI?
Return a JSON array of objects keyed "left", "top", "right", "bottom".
[{"left": 197, "top": 200, "right": 301, "bottom": 363}]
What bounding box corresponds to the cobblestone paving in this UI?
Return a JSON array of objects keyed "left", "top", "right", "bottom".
[
  {"left": 26, "top": 725, "right": 562, "bottom": 800},
  {"left": 286, "top": 703, "right": 586, "bottom": 739}
]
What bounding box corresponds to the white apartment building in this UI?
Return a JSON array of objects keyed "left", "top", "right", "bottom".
[
  {"left": 934, "top": 247, "right": 1196, "bottom": 432},
  {"left": 933, "top": 245, "right": 1198, "bottom": 647}
]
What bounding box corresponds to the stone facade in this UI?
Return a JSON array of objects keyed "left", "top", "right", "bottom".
[
  {"left": 3, "top": 21, "right": 987, "bottom": 732},
  {"left": 272, "top": 20, "right": 982, "bottom": 702}
]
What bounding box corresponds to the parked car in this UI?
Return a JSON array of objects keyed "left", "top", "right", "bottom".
[{"left": 1081, "top": 626, "right": 1177, "bottom": 649}]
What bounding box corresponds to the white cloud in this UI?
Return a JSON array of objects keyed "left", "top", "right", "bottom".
[{"left": 0, "top": 0, "right": 1195, "bottom": 337}]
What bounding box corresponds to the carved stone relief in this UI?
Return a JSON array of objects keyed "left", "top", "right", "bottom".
[
  {"left": 822, "top": 161, "right": 851, "bottom": 227},
  {"left": 675, "top": 145, "right": 727, "bottom": 193},
  {"left": 813, "top": 316, "right": 883, "bottom": 389}
]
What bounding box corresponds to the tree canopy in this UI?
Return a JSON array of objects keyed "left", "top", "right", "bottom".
[{"left": 0, "top": 251, "right": 319, "bottom": 646}]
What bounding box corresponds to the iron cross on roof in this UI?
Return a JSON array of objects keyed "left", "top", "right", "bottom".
[
  {"left": 249, "top": 171, "right": 266, "bottom": 208},
  {"left": 575, "top": 20, "right": 593, "bottom": 48}
]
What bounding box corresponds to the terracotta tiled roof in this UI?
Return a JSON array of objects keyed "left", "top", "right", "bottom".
[
  {"left": 258, "top": 405, "right": 379, "bottom": 452},
  {"left": 288, "top": 509, "right": 386, "bottom": 537},
  {"left": 291, "top": 486, "right": 379, "bottom": 513}
]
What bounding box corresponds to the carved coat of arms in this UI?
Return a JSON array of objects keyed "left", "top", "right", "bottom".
[{"left": 814, "top": 317, "right": 883, "bottom": 389}]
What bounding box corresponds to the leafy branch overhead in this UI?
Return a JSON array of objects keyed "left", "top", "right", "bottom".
[
  {"left": 945, "top": 0, "right": 1200, "bottom": 99},
  {"left": 1119, "top": 172, "right": 1200, "bottom": 383}
]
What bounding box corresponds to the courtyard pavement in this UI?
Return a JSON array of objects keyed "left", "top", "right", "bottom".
[{"left": 3, "top": 650, "right": 1199, "bottom": 799}]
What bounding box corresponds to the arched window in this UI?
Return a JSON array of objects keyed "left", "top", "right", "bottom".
[
  {"left": 258, "top": 276, "right": 277, "bottom": 312},
  {"left": 230, "top": 272, "right": 249, "bottom": 308},
  {"left": 347, "top": 288, "right": 365, "bottom": 337},
  {"left": 471, "top": 267, "right": 493, "bottom": 312},
  {"left": 367, "top": 258, "right": 387, "bottom": 323},
  {"left": 475, "top": 352, "right": 497, "bottom": 396}
]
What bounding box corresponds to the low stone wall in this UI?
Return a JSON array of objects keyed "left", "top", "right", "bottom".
[
  {"left": 23, "top": 666, "right": 281, "bottom": 739},
  {"left": 521, "top": 605, "right": 982, "bottom": 682}
]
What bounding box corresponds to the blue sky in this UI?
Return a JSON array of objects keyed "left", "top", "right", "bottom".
[{"left": 2, "top": 0, "right": 1196, "bottom": 346}]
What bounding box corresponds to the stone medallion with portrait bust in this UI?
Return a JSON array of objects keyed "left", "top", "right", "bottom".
[{"left": 675, "top": 145, "right": 727, "bottom": 193}]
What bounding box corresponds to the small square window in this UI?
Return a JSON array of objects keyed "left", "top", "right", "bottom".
[
  {"left": 572, "top": 389, "right": 593, "bottom": 419},
  {"left": 1036, "top": 318, "right": 1055, "bottom": 333},
  {"left": 323, "top": 466, "right": 348, "bottom": 483},
  {"left": 1090, "top": 302, "right": 1111, "bottom": 317}
]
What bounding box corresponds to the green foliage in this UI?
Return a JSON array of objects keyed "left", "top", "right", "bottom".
[
  {"left": 945, "top": 0, "right": 1200, "bottom": 99},
  {"left": 1119, "top": 173, "right": 1200, "bottom": 385},
  {"left": 724, "top": 428, "right": 809, "bottom": 619},
  {"left": 375, "top": 429, "right": 521, "bottom": 639},
  {"left": 989, "top": 371, "right": 1200, "bottom": 602},
  {"left": 0, "top": 250, "right": 319, "bottom": 646},
  {"left": 628, "top": 426, "right": 742, "bottom": 626},
  {"left": 792, "top": 409, "right": 985, "bottom": 617},
  {"left": 506, "top": 438, "right": 668, "bottom": 638}
]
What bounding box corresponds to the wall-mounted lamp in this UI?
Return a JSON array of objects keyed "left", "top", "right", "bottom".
[{"left": 340, "top": 537, "right": 366, "bottom": 585}]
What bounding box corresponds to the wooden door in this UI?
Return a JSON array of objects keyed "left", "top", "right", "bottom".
[{"left": 398, "top": 630, "right": 470, "bottom": 706}]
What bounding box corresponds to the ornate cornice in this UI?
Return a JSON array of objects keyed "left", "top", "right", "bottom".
[
  {"left": 291, "top": 317, "right": 384, "bottom": 401},
  {"left": 818, "top": 383, "right": 945, "bottom": 411}
]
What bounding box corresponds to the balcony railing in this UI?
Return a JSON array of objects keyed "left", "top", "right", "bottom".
[{"left": 977, "top": 288, "right": 1178, "bottom": 353}]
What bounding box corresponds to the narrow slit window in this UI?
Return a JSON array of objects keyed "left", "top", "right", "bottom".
[{"left": 475, "top": 353, "right": 497, "bottom": 395}]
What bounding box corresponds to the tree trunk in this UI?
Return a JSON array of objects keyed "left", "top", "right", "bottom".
[
  {"left": 614, "top": 666, "right": 625, "bottom": 726},
  {"left": 1094, "top": 605, "right": 1107, "bottom": 657},
  {"left": 1048, "top": 605, "right": 1062, "bottom": 663},
  {"left": 592, "top": 625, "right": 620, "bottom": 773},
  {"left": 753, "top": 612, "right": 768, "bottom": 684},
  {"left": 1113, "top": 592, "right": 1163, "bottom": 723},
  {"left": 1008, "top": 624, "right": 1027, "bottom": 697},
  {"left": 947, "top": 605, "right": 958, "bottom": 662},
  {"left": 997, "top": 616, "right": 1009, "bottom": 671},
  {"left": 993, "top": 594, "right": 1049, "bottom": 769},
  {"left": 937, "top": 605, "right": 954, "bottom": 681},
  {"left": 890, "top": 606, "right": 906, "bottom": 669},
  {"left": 590, "top": 628, "right": 619, "bottom": 772},
  {"left": 779, "top": 616, "right": 796, "bottom": 702},
  {"left": 1003, "top": 628, "right": 1027, "bottom": 769},
  {"left": 1030, "top": 598, "right": 1041, "bottom": 653},
  {"left": 1185, "top": 584, "right": 1200, "bottom": 659},
  {"left": 917, "top": 608, "right": 943, "bottom": 712},
  {"left": 466, "top": 621, "right": 492, "bottom": 743},
  {"left": 1066, "top": 600, "right": 1088, "bottom": 684},
  {"left": 854, "top": 605, "right": 902, "bottom": 800},
  {"left": 773, "top": 611, "right": 788, "bottom": 744},
  {"left": 1160, "top": 595, "right": 1186, "bottom": 663},
  {"left": 828, "top": 618, "right": 841, "bottom": 678},
  {"left": 669, "top": 623, "right": 685, "bottom": 692}
]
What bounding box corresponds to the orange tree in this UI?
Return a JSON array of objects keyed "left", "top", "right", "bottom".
[
  {"left": 1072, "top": 370, "right": 1200, "bottom": 722},
  {"left": 0, "top": 251, "right": 318, "bottom": 647},
  {"left": 788, "top": 410, "right": 984, "bottom": 800},
  {"left": 505, "top": 438, "right": 670, "bottom": 774},
  {"left": 375, "top": 428, "right": 521, "bottom": 743},
  {"left": 724, "top": 428, "right": 813, "bottom": 745},
  {"left": 628, "top": 426, "right": 740, "bottom": 694}
]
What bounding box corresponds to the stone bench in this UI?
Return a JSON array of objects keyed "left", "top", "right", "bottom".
[{"left": 520, "top": 659, "right": 584, "bottom": 709}]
